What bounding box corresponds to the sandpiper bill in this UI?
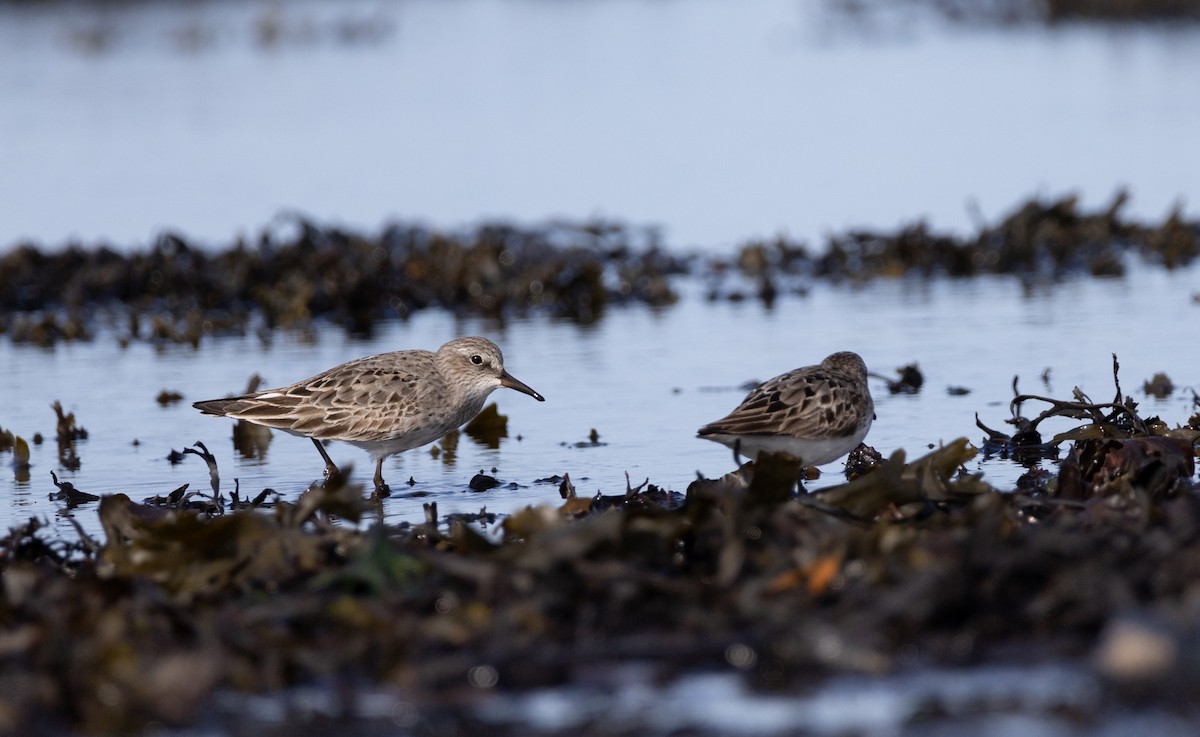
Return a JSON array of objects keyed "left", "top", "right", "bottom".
[
  {"left": 194, "top": 336, "right": 544, "bottom": 495},
  {"left": 697, "top": 351, "right": 874, "bottom": 469}
]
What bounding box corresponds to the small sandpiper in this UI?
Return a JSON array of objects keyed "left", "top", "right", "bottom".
[
  {"left": 697, "top": 351, "right": 874, "bottom": 469},
  {"left": 194, "top": 336, "right": 545, "bottom": 496}
]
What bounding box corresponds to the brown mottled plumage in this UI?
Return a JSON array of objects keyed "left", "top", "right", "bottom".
[
  {"left": 194, "top": 337, "right": 544, "bottom": 495},
  {"left": 697, "top": 351, "right": 874, "bottom": 467}
]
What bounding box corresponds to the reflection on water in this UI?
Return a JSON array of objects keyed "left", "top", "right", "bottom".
[{"left": 2, "top": 263, "right": 1197, "bottom": 541}]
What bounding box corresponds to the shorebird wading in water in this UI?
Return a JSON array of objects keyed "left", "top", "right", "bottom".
[
  {"left": 194, "top": 336, "right": 545, "bottom": 495},
  {"left": 697, "top": 351, "right": 874, "bottom": 470}
]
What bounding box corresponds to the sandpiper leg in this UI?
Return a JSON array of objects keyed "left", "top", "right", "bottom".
[
  {"left": 796, "top": 458, "right": 810, "bottom": 494},
  {"left": 311, "top": 438, "right": 339, "bottom": 479},
  {"left": 373, "top": 458, "right": 391, "bottom": 498}
]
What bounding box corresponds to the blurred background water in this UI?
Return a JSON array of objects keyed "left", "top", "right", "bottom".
[{"left": 0, "top": 0, "right": 1198, "bottom": 251}]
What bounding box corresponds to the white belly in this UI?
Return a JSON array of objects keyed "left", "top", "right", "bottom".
[{"left": 702, "top": 425, "right": 869, "bottom": 467}]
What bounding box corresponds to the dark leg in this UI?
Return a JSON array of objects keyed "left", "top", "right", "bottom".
[
  {"left": 731, "top": 438, "right": 744, "bottom": 467},
  {"left": 373, "top": 457, "right": 391, "bottom": 498},
  {"left": 796, "top": 458, "right": 811, "bottom": 494},
  {"left": 311, "top": 438, "right": 339, "bottom": 479}
]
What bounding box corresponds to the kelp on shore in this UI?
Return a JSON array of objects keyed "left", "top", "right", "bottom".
[
  {"left": 0, "top": 367, "right": 1198, "bottom": 734},
  {"left": 1, "top": 191, "right": 1197, "bottom": 347}
]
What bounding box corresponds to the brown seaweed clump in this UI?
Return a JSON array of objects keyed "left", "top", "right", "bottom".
[
  {"left": 978, "top": 356, "right": 1199, "bottom": 498},
  {"left": 0, "top": 425, "right": 32, "bottom": 482},
  {"left": 2, "top": 192, "right": 1197, "bottom": 344},
  {"left": 706, "top": 191, "right": 1200, "bottom": 303},
  {"left": 825, "top": 0, "right": 1200, "bottom": 25},
  {"left": 0, "top": 219, "right": 683, "bottom": 346},
  {"left": 50, "top": 400, "right": 87, "bottom": 472},
  {"left": 1, "top": 363, "right": 1199, "bottom": 734}
]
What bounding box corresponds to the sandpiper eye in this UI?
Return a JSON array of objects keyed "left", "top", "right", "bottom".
[{"left": 471, "top": 355, "right": 484, "bottom": 365}]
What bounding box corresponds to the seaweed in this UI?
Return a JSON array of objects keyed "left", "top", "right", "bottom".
[
  {"left": 51, "top": 400, "right": 87, "bottom": 472},
  {"left": 1143, "top": 371, "right": 1175, "bottom": 399},
  {"left": 2, "top": 354, "right": 1198, "bottom": 734},
  {"left": 2, "top": 193, "right": 1197, "bottom": 346},
  {"left": 873, "top": 362, "right": 925, "bottom": 395},
  {"left": 468, "top": 473, "right": 501, "bottom": 492},
  {"left": 826, "top": 0, "right": 1200, "bottom": 27},
  {"left": 565, "top": 428, "right": 607, "bottom": 448},
  {"left": 48, "top": 470, "right": 100, "bottom": 507}
]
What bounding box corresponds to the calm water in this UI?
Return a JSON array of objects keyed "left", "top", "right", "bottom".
[
  {"left": 1, "top": 0, "right": 1199, "bottom": 250},
  {"left": 3, "top": 264, "right": 1199, "bottom": 540}
]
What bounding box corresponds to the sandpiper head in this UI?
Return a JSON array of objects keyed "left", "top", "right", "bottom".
[
  {"left": 821, "top": 351, "right": 868, "bottom": 377},
  {"left": 438, "top": 336, "right": 545, "bottom": 401}
]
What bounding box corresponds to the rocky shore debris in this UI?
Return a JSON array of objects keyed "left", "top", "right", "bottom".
[
  {"left": 468, "top": 473, "right": 501, "bottom": 492},
  {"left": 1, "top": 354, "right": 1199, "bottom": 732}
]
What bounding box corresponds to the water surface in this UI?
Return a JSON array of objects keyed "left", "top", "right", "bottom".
[
  {"left": 4, "top": 262, "right": 1198, "bottom": 541},
  {"left": 1, "top": 0, "right": 1198, "bottom": 249}
]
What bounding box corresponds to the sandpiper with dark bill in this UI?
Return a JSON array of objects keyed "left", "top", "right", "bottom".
[
  {"left": 697, "top": 351, "right": 874, "bottom": 470},
  {"left": 194, "top": 336, "right": 545, "bottom": 496}
]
